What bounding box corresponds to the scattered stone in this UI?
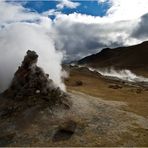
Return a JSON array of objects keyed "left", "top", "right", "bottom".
[
  {"left": 136, "top": 88, "right": 142, "bottom": 94},
  {"left": 35, "top": 90, "right": 40, "bottom": 94},
  {"left": 108, "top": 84, "right": 122, "bottom": 89}
]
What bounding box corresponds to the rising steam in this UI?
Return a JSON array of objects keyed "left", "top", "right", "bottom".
[
  {"left": 74, "top": 64, "right": 148, "bottom": 83},
  {"left": 0, "top": 1, "right": 66, "bottom": 93},
  {"left": 97, "top": 69, "right": 148, "bottom": 82},
  {"left": 96, "top": 68, "right": 148, "bottom": 83}
]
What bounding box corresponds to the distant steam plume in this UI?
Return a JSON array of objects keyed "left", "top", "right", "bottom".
[{"left": 88, "top": 67, "right": 148, "bottom": 83}]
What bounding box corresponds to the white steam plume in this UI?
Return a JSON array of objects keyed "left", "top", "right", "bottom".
[
  {"left": 0, "top": 1, "right": 66, "bottom": 93},
  {"left": 88, "top": 67, "right": 148, "bottom": 83},
  {"left": 97, "top": 68, "right": 148, "bottom": 83},
  {"left": 72, "top": 64, "right": 148, "bottom": 83}
]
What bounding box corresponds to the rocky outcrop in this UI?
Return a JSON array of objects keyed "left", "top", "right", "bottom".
[{"left": 3, "top": 50, "right": 71, "bottom": 109}]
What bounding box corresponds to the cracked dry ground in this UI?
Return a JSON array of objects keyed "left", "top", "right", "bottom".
[{"left": 0, "top": 90, "right": 148, "bottom": 147}]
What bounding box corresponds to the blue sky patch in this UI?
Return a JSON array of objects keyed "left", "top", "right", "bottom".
[{"left": 20, "top": 1, "right": 110, "bottom": 17}]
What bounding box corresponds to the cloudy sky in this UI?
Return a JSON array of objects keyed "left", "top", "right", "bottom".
[
  {"left": 0, "top": 0, "right": 148, "bottom": 92},
  {"left": 1, "top": 0, "right": 148, "bottom": 61}
]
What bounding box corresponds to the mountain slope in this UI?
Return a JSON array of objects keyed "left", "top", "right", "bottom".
[{"left": 78, "top": 41, "right": 148, "bottom": 70}]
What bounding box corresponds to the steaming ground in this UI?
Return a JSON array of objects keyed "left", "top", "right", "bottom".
[
  {"left": 0, "top": 1, "right": 148, "bottom": 146},
  {"left": 64, "top": 65, "right": 148, "bottom": 146},
  {"left": 72, "top": 64, "right": 148, "bottom": 83},
  {"left": 0, "top": 64, "right": 148, "bottom": 146},
  {"left": 90, "top": 68, "right": 148, "bottom": 83},
  {"left": 66, "top": 65, "right": 148, "bottom": 117}
]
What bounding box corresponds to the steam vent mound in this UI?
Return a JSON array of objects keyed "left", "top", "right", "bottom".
[{"left": 4, "top": 50, "right": 71, "bottom": 110}]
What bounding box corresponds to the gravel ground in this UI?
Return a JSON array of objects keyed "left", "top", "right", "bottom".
[{"left": 0, "top": 91, "right": 148, "bottom": 147}]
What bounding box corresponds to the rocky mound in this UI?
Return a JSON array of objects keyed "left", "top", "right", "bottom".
[{"left": 3, "top": 50, "right": 71, "bottom": 110}]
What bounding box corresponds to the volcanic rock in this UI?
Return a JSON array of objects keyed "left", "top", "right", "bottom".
[
  {"left": 108, "top": 84, "right": 122, "bottom": 89},
  {"left": 3, "top": 50, "right": 71, "bottom": 109}
]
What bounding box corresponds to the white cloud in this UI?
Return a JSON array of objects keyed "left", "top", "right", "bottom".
[
  {"left": 106, "top": 0, "right": 148, "bottom": 21},
  {"left": 56, "top": 0, "right": 80, "bottom": 9},
  {"left": 52, "top": 0, "right": 148, "bottom": 61},
  {"left": 42, "top": 9, "right": 61, "bottom": 17},
  {"left": 54, "top": 12, "right": 140, "bottom": 61},
  {"left": 98, "top": 0, "right": 108, "bottom": 3},
  {"left": 0, "top": 1, "right": 41, "bottom": 23}
]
